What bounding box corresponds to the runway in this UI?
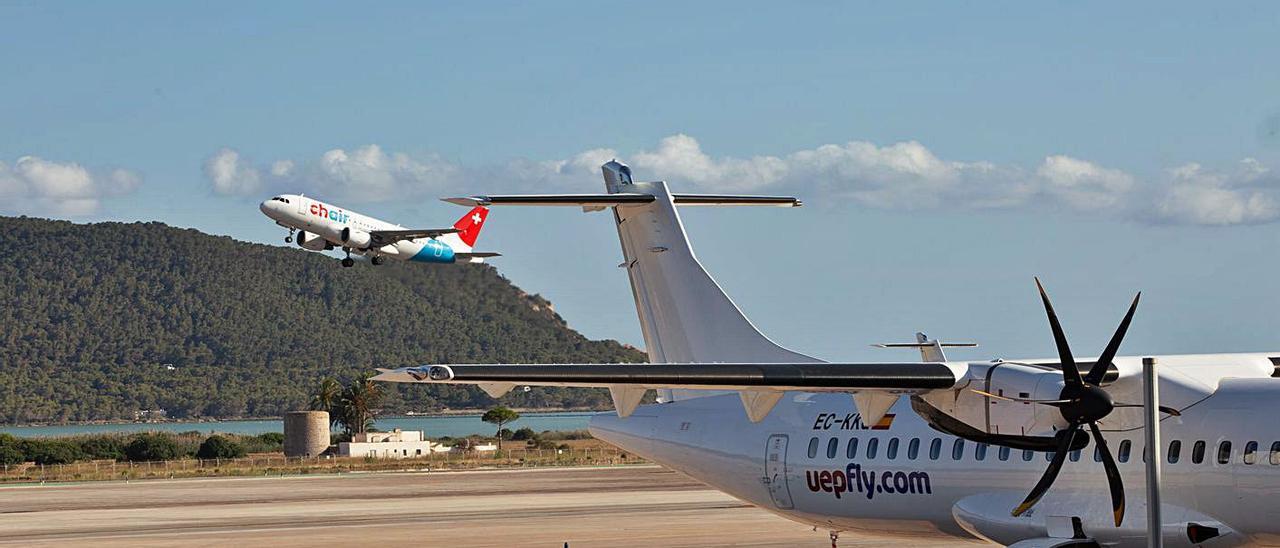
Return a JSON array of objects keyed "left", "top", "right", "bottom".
[{"left": 0, "top": 466, "right": 981, "bottom": 547}]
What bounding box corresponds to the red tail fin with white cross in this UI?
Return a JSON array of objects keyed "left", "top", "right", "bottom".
[{"left": 452, "top": 206, "right": 488, "bottom": 247}]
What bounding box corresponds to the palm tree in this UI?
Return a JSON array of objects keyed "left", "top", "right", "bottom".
[
  {"left": 310, "top": 377, "right": 341, "bottom": 427},
  {"left": 337, "top": 374, "right": 383, "bottom": 436}
]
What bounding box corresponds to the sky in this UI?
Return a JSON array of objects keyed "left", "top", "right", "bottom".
[{"left": 3, "top": 2, "right": 1280, "bottom": 362}]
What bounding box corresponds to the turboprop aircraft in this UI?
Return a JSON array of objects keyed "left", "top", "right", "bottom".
[
  {"left": 259, "top": 194, "right": 497, "bottom": 267},
  {"left": 375, "top": 160, "right": 1280, "bottom": 547}
]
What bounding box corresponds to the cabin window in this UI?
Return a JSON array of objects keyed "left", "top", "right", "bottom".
[
  {"left": 929, "top": 438, "right": 942, "bottom": 460},
  {"left": 1022, "top": 449, "right": 1034, "bottom": 462},
  {"left": 1243, "top": 441, "right": 1258, "bottom": 465},
  {"left": 1271, "top": 442, "right": 1280, "bottom": 465},
  {"left": 1045, "top": 451, "right": 1053, "bottom": 462},
  {"left": 952, "top": 439, "right": 965, "bottom": 461},
  {"left": 846, "top": 438, "right": 859, "bottom": 459},
  {"left": 907, "top": 438, "right": 920, "bottom": 460},
  {"left": 807, "top": 437, "right": 819, "bottom": 458},
  {"left": 1168, "top": 440, "right": 1181, "bottom": 464},
  {"left": 975, "top": 443, "right": 988, "bottom": 461},
  {"left": 1192, "top": 441, "right": 1206, "bottom": 464},
  {"left": 1217, "top": 441, "right": 1232, "bottom": 465},
  {"left": 1118, "top": 440, "right": 1131, "bottom": 463},
  {"left": 826, "top": 438, "right": 839, "bottom": 459},
  {"left": 886, "top": 438, "right": 900, "bottom": 460},
  {"left": 866, "top": 438, "right": 879, "bottom": 459},
  {"left": 998, "top": 446, "right": 1011, "bottom": 461},
  {"left": 1094, "top": 445, "right": 1102, "bottom": 462},
  {"left": 1069, "top": 449, "right": 1081, "bottom": 462}
]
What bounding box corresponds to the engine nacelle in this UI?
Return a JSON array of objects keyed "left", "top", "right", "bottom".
[
  {"left": 296, "top": 231, "right": 331, "bottom": 251},
  {"left": 915, "top": 362, "right": 1071, "bottom": 449},
  {"left": 341, "top": 227, "right": 372, "bottom": 249}
]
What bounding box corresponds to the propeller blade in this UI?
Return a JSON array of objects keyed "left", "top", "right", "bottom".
[
  {"left": 1012, "top": 427, "right": 1081, "bottom": 517},
  {"left": 970, "top": 389, "right": 1073, "bottom": 405},
  {"left": 1089, "top": 421, "right": 1126, "bottom": 526},
  {"left": 1086, "top": 292, "right": 1141, "bottom": 386},
  {"left": 1035, "top": 277, "right": 1082, "bottom": 389},
  {"left": 1113, "top": 403, "right": 1182, "bottom": 417}
]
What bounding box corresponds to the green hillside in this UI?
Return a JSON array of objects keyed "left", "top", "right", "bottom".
[{"left": 0, "top": 216, "right": 645, "bottom": 424}]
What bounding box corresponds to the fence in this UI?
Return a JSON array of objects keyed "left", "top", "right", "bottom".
[{"left": 0, "top": 445, "right": 647, "bottom": 484}]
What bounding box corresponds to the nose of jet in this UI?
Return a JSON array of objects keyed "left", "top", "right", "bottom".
[{"left": 259, "top": 200, "right": 276, "bottom": 217}]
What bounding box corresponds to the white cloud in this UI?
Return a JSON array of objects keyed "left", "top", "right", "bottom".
[
  {"left": 203, "top": 145, "right": 460, "bottom": 202},
  {"left": 204, "top": 148, "right": 261, "bottom": 196},
  {"left": 1155, "top": 161, "right": 1280, "bottom": 225},
  {"left": 204, "top": 135, "right": 1280, "bottom": 226},
  {"left": 0, "top": 156, "right": 142, "bottom": 216}
]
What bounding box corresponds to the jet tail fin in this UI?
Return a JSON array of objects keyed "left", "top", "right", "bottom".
[{"left": 438, "top": 206, "right": 489, "bottom": 252}]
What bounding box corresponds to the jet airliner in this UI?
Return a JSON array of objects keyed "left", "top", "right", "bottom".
[
  {"left": 259, "top": 194, "right": 497, "bottom": 267},
  {"left": 376, "top": 161, "right": 1280, "bottom": 547}
]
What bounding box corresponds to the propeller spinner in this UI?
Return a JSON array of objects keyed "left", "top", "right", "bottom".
[{"left": 1009, "top": 278, "right": 1140, "bottom": 527}]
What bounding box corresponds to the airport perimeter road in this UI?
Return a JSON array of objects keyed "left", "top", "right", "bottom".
[{"left": 0, "top": 466, "right": 981, "bottom": 547}]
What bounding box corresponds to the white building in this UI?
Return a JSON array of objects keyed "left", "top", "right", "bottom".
[{"left": 338, "top": 429, "right": 451, "bottom": 458}]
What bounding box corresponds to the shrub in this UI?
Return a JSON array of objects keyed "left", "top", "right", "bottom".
[
  {"left": 497, "top": 428, "right": 513, "bottom": 440},
  {"left": 0, "top": 434, "right": 25, "bottom": 465},
  {"left": 256, "top": 432, "right": 285, "bottom": 445},
  {"left": 77, "top": 435, "right": 127, "bottom": 460},
  {"left": 532, "top": 439, "right": 558, "bottom": 450},
  {"left": 196, "top": 435, "right": 246, "bottom": 459},
  {"left": 21, "top": 439, "right": 83, "bottom": 465},
  {"left": 511, "top": 427, "right": 537, "bottom": 441},
  {"left": 124, "top": 433, "right": 182, "bottom": 462}
]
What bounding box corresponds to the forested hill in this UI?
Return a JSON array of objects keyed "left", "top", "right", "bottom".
[{"left": 0, "top": 216, "right": 645, "bottom": 424}]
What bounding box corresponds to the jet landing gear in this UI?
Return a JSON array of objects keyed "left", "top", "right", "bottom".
[
  {"left": 341, "top": 247, "right": 355, "bottom": 268},
  {"left": 284, "top": 228, "right": 295, "bottom": 244},
  {"left": 370, "top": 256, "right": 384, "bottom": 266},
  {"left": 829, "top": 530, "right": 840, "bottom": 548}
]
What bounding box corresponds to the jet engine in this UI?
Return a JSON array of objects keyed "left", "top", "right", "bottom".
[
  {"left": 296, "top": 231, "right": 331, "bottom": 251},
  {"left": 341, "top": 227, "right": 372, "bottom": 249}
]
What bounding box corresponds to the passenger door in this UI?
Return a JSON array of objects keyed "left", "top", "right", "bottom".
[{"left": 765, "top": 434, "right": 794, "bottom": 509}]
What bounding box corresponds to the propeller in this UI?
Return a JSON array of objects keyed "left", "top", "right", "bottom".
[{"left": 1006, "top": 278, "right": 1140, "bottom": 526}]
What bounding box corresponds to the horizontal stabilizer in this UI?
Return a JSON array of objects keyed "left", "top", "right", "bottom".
[
  {"left": 443, "top": 193, "right": 801, "bottom": 208},
  {"left": 373, "top": 362, "right": 959, "bottom": 391},
  {"left": 454, "top": 252, "right": 500, "bottom": 263}
]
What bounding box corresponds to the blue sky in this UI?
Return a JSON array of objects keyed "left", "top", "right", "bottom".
[{"left": 3, "top": 2, "right": 1280, "bottom": 361}]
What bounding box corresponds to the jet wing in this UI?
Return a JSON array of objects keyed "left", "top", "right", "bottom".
[
  {"left": 374, "top": 362, "right": 962, "bottom": 422},
  {"left": 368, "top": 228, "right": 459, "bottom": 247}
]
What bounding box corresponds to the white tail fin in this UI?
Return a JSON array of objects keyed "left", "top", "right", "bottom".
[{"left": 601, "top": 161, "right": 821, "bottom": 396}]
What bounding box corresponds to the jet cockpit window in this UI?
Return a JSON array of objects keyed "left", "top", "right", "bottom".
[{"left": 270, "top": 196, "right": 291, "bottom": 203}]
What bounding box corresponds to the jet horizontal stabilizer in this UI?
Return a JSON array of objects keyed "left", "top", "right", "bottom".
[
  {"left": 443, "top": 193, "right": 801, "bottom": 208},
  {"left": 373, "top": 362, "right": 960, "bottom": 392}
]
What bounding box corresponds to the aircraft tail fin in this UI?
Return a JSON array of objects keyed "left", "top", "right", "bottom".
[{"left": 438, "top": 206, "right": 489, "bottom": 252}]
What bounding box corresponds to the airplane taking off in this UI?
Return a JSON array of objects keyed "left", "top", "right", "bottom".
[
  {"left": 259, "top": 194, "right": 497, "bottom": 267},
  {"left": 377, "top": 161, "right": 1280, "bottom": 547}
]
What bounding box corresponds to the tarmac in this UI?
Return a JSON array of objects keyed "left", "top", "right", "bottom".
[{"left": 0, "top": 465, "right": 982, "bottom": 547}]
